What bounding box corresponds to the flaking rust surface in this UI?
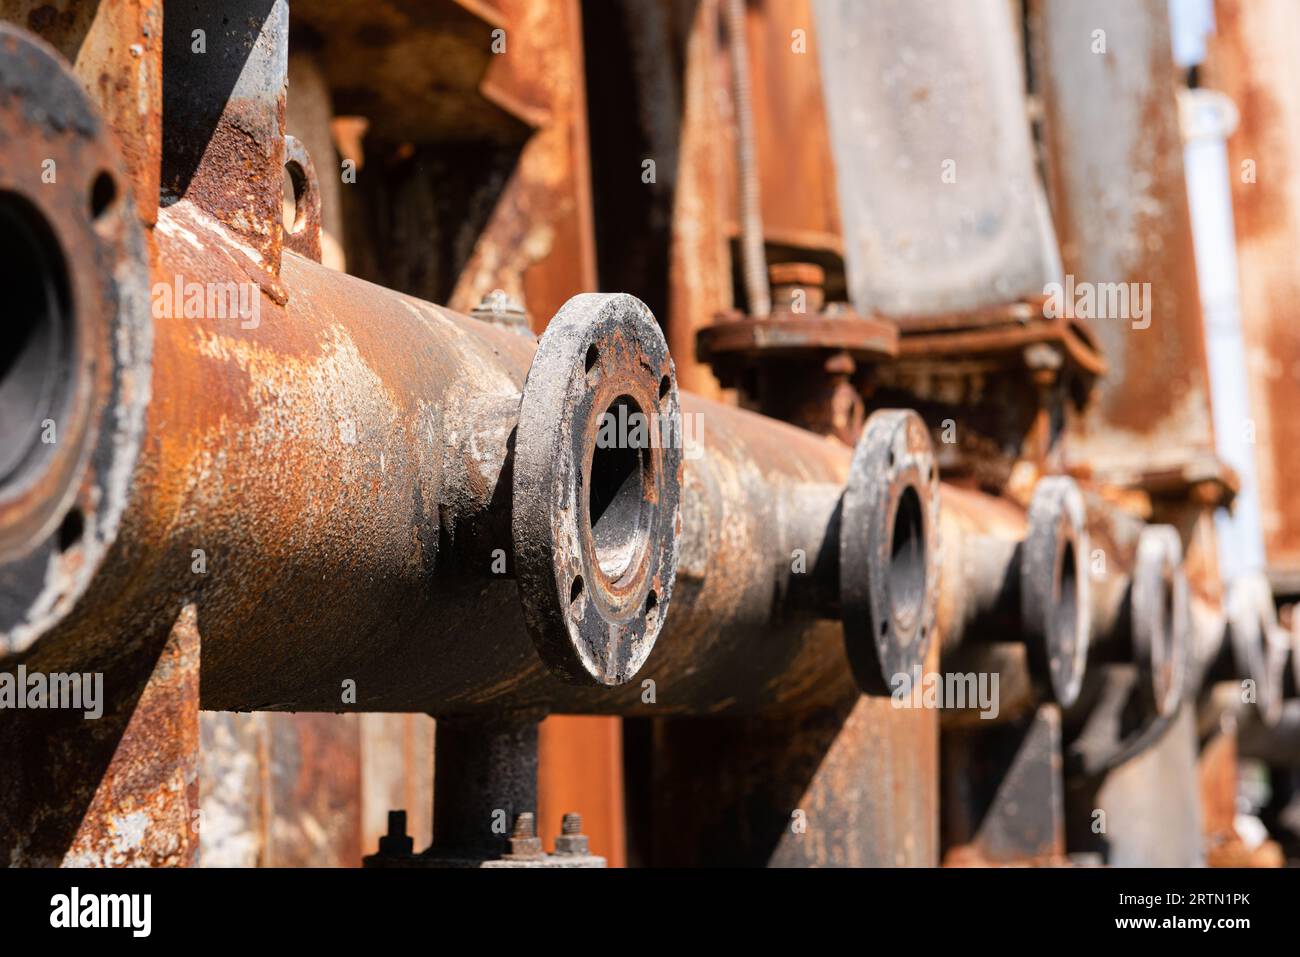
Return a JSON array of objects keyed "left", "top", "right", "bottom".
[
  {"left": 1036, "top": 0, "right": 1216, "bottom": 478},
  {"left": 64, "top": 606, "right": 201, "bottom": 867},
  {"left": 1205, "top": 1, "right": 1300, "bottom": 576}
]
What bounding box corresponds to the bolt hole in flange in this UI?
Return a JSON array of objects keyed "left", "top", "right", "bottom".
[
  {"left": 1020, "top": 476, "right": 1091, "bottom": 708},
  {"left": 56, "top": 509, "right": 84, "bottom": 553},
  {"left": 0, "top": 192, "right": 75, "bottom": 490},
  {"left": 841, "top": 409, "right": 941, "bottom": 695},
  {"left": 282, "top": 160, "right": 308, "bottom": 234},
  {"left": 513, "top": 293, "right": 682, "bottom": 685},
  {"left": 89, "top": 171, "right": 117, "bottom": 221}
]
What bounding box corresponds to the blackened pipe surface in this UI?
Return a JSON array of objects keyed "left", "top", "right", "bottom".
[{"left": 432, "top": 713, "right": 540, "bottom": 857}]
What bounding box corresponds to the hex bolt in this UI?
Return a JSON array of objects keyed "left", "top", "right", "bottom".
[
  {"left": 506, "top": 812, "right": 544, "bottom": 858},
  {"left": 377, "top": 809, "right": 413, "bottom": 856},
  {"left": 471, "top": 288, "right": 532, "bottom": 337},
  {"left": 554, "top": 811, "right": 590, "bottom": 856}
]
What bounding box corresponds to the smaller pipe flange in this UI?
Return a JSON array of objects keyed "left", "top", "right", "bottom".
[
  {"left": 1020, "top": 476, "right": 1090, "bottom": 708},
  {"left": 513, "top": 293, "right": 682, "bottom": 685},
  {"left": 1131, "top": 525, "right": 1189, "bottom": 718},
  {"left": 841, "top": 409, "right": 942, "bottom": 695},
  {"left": 1227, "top": 573, "right": 1284, "bottom": 726}
]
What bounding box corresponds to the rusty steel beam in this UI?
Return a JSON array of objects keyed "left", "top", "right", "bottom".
[
  {"left": 942, "top": 706, "right": 1067, "bottom": 866},
  {"left": 1067, "top": 703, "right": 1206, "bottom": 867},
  {"left": 813, "top": 0, "right": 1061, "bottom": 320},
  {"left": 646, "top": 685, "right": 939, "bottom": 867},
  {"left": 162, "top": 0, "right": 290, "bottom": 274},
  {"left": 1032, "top": 0, "right": 1221, "bottom": 491},
  {"left": 1203, "top": 0, "right": 1300, "bottom": 593}
]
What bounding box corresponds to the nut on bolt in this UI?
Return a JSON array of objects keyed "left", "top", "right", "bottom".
[
  {"left": 377, "top": 810, "right": 413, "bottom": 856},
  {"left": 554, "top": 812, "right": 589, "bottom": 856},
  {"left": 471, "top": 288, "right": 533, "bottom": 337},
  {"left": 505, "top": 812, "right": 544, "bottom": 859}
]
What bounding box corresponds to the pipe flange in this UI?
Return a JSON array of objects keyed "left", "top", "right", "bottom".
[
  {"left": 0, "top": 25, "right": 152, "bottom": 656},
  {"left": 1227, "top": 573, "right": 1283, "bottom": 726},
  {"left": 1131, "top": 525, "right": 1189, "bottom": 718},
  {"left": 841, "top": 409, "right": 941, "bottom": 695},
  {"left": 513, "top": 293, "right": 682, "bottom": 685},
  {"left": 1020, "top": 476, "right": 1090, "bottom": 707}
]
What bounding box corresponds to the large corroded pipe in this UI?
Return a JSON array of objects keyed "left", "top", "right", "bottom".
[
  {"left": 0, "top": 22, "right": 683, "bottom": 706},
  {"left": 0, "top": 23, "right": 941, "bottom": 719},
  {"left": 0, "top": 189, "right": 687, "bottom": 709}
]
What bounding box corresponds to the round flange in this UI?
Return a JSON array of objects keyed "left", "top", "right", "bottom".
[
  {"left": 841, "top": 409, "right": 942, "bottom": 695},
  {"left": 512, "top": 293, "right": 682, "bottom": 685},
  {"left": 1226, "top": 573, "right": 1283, "bottom": 726},
  {"left": 0, "top": 25, "right": 152, "bottom": 656},
  {"left": 1131, "top": 525, "right": 1189, "bottom": 718},
  {"left": 1020, "top": 476, "right": 1090, "bottom": 708}
]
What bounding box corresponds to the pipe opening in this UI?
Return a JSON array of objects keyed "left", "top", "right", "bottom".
[
  {"left": 0, "top": 191, "right": 74, "bottom": 489},
  {"left": 589, "top": 396, "right": 653, "bottom": 583},
  {"left": 1052, "top": 540, "right": 1080, "bottom": 658},
  {"left": 889, "top": 485, "right": 926, "bottom": 635}
]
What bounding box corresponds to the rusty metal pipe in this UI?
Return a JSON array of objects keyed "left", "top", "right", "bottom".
[
  {"left": 361, "top": 402, "right": 941, "bottom": 717},
  {"left": 1085, "top": 524, "right": 1190, "bottom": 719},
  {"left": 936, "top": 477, "right": 1091, "bottom": 707},
  {"left": 3, "top": 187, "right": 683, "bottom": 700},
  {"left": 0, "top": 26, "right": 685, "bottom": 711}
]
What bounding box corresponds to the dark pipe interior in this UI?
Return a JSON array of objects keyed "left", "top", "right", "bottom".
[
  {"left": 589, "top": 395, "right": 653, "bottom": 583},
  {"left": 0, "top": 191, "right": 73, "bottom": 488},
  {"left": 889, "top": 485, "right": 926, "bottom": 638}
]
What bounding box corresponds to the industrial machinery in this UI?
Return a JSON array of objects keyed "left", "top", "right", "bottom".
[{"left": 0, "top": 0, "right": 1297, "bottom": 871}]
